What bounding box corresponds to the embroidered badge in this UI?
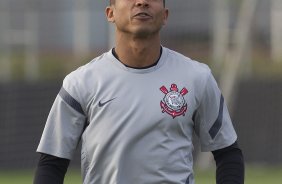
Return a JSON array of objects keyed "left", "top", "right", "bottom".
[{"left": 160, "top": 84, "right": 188, "bottom": 118}]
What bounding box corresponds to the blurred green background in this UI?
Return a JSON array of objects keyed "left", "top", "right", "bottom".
[{"left": 1, "top": 166, "right": 282, "bottom": 184}]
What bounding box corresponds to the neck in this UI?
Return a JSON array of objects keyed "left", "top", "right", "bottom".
[{"left": 115, "top": 33, "right": 162, "bottom": 68}]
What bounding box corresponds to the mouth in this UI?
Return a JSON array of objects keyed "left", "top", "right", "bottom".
[{"left": 133, "top": 12, "right": 152, "bottom": 19}]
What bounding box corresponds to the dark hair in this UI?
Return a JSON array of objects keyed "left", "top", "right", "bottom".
[{"left": 110, "top": 0, "right": 165, "bottom": 6}]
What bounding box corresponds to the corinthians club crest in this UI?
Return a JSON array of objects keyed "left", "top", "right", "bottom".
[{"left": 160, "top": 84, "right": 188, "bottom": 118}]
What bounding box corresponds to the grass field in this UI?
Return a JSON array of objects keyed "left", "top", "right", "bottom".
[{"left": 0, "top": 166, "right": 282, "bottom": 184}]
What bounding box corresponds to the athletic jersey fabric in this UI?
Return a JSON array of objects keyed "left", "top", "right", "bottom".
[{"left": 37, "top": 47, "right": 237, "bottom": 184}]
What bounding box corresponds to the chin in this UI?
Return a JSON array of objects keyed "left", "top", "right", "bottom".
[{"left": 133, "top": 28, "right": 161, "bottom": 38}]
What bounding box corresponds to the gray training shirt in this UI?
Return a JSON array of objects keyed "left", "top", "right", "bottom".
[{"left": 37, "top": 47, "right": 237, "bottom": 184}]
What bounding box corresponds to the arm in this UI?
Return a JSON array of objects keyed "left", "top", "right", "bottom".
[
  {"left": 212, "top": 141, "right": 245, "bottom": 184},
  {"left": 192, "top": 68, "right": 244, "bottom": 183},
  {"left": 35, "top": 75, "right": 87, "bottom": 183},
  {"left": 33, "top": 153, "right": 70, "bottom": 184}
]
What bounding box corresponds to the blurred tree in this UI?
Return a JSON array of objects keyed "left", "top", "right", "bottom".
[
  {"left": 197, "top": 0, "right": 258, "bottom": 170},
  {"left": 73, "top": 0, "right": 91, "bottom": 59},
  {"left": 271, "top": 0, "right": 282, "bottom": 63},
  {"left": 212, "top": 0, "right": 230, "bottom": 70},
  {"left": 0, "top": 0, "right": 12, "bottom": 82},
  {"left": 0, "top": 0, "right": 39, "bottom": 82}
]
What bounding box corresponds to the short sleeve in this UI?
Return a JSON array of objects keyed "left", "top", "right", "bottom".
[
  {"left": 37, "top": 78, "right": 87, "bottom": 159},
  {"left": 193, "top": 71, "right": 237, "bottom": 152}
]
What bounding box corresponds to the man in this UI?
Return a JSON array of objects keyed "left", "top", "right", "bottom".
[{"left": 34, "top": 0, "right": 244, "bottom": 183}]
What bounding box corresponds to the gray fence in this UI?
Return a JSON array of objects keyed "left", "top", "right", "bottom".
[{"left": 233, "top": 80, "right": 282, "bottom": 164}]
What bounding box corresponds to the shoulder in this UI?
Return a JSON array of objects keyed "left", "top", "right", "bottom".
[
  {"left": 64, "top": 50, "right": 112, "bottom": 85},
  {"left": 60, "top": 50, "right": 112, "bottom": 102},
  {"left": 164, "top": 47, "right": 212, "bottom": 79}
]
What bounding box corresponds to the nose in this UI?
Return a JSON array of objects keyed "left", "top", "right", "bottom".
[{"left": 135, "top": 0, "right": 149, "bottom": 8}]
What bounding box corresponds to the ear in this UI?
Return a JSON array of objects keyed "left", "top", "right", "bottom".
[
  {"left": 105, "top": 6, "right": 115, "bottom": 23},
  {"left": 162, "top": 8, "right": 169, "bottom": 25}
]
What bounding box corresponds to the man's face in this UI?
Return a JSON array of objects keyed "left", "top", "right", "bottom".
[{"left": 106, "top": 0, "right": 168, "bottom": 38}]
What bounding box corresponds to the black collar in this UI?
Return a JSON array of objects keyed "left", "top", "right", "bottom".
[{"left": 112, "top": 47, "right": 162, "bottom": 69}]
